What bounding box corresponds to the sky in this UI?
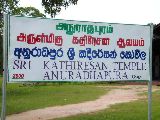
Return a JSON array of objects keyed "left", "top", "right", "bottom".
[{"left": 19, "top": 0, "right": 160, "bottom": 25}]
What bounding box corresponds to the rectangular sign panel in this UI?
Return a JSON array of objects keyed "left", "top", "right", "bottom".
[{"left": 8, "top": 16, "right": 151, "bottom": 82}]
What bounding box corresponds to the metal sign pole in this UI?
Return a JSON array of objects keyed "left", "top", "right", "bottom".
[
  {"left": 148, "top": 23, "right": 153, "bottom": 120},
  {"left": 1, "top": 14, "right": 8, "bottom": 120}
]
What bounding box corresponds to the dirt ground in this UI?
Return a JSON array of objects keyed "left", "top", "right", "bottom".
[{"left": 6, "top": 85, "right": 159, "bottom": 120}]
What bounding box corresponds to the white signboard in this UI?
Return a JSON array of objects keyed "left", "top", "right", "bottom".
[{"left": 8, "top": 16, "right": 151, "bottom": 82}]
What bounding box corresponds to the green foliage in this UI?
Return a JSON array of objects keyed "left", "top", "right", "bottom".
[
  {"left": 0, "top": 0, "right": 19, "bottom": 13},
  {"left": 0, "top": 1, "right": 46, "bottom": 75},
  {"left": 0, "top": 0, "right": 79, "bottom": 74},
  {"left": 42, "top": 0, "right": 78, "bottom": 17},
  {"left": 0, "top": 0, "right": 19, "bottom": 74},
  {"left": 12, "top": 7, "right": 46, "bottom": 17}
]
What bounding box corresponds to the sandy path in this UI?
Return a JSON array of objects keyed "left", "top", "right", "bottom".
[{"left": 6, "top": 85, "right": 150, "bottom": 120}]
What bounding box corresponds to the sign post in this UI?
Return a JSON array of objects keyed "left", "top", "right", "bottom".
[
  {"left": 148, "top": 23, "right": 153, "bottom": 120},
  {"left": 1, "top": 14, "right": 8, "bottom": 120}
]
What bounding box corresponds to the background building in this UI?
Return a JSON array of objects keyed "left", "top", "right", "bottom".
[{"left": 153, "top": 23, "right": 160, "bottom": 80}]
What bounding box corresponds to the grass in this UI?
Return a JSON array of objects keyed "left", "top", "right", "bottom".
[
  {"left": 1, "top": 76, "right": 159, "bottom": 120},
  {"left": 0, "top": 77, "right": 109, "bottom": 115},
  {"left": 55, "top": 89, "right": 160, "bottom": 120}
]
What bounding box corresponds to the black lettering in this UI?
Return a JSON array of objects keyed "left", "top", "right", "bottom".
[
  {"left": 90, "top": 61, "right": 95, "bottom": 70},
  {"left": 52, "top": 62, "right": 58, "bottom": 69},
  {"left": 76, "top": 71, "right": 82, "bottom": 79},
  {"left": 77, "top": 61, "right": 83, "bottom": 70},
  {"left": 44, "top": 61, "right": 50, "bottom": 69},
  {"left": 68, "top": 71, "right": 73, "bottom": 79},
  {"left": 43, "top": 72, "right": 50, "bottom": 80},
  {"left": 51, "top": 71, "right": 58, "bottom": 80},
  {"left": 97, "top": 72, "right": 103, "bottom": 79},
  {"left": 22, "top": 61, "right": 27, "bottom": 69},
  {"left": 84, "top": 62, "right": 89, "bottom": 70},
  {"left": 29, "top": 61, "right": 31, "bottom": 69},
  {"left": 66, "top": 61, "right": 73, "bottom": 70},
  {"left": 83, "top": 71, "right": 89, "bottom": 79},
  {"left": 102, "top": 62, "right": 107, "bottom": 70},
  {"left": 13, "top": 60, "right": 19, "bottom": 69}
]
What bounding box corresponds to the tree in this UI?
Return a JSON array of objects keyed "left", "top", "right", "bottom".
[
  {"left": 0, "top": 0, "right": 20, "bottom": 74},
  {"left": 0, "top": 0, "right": 19, "bottom": 33},
  {"left": 0, "top": 0, "right": 79, "bottom": 74},
  {"left": 12, "top": 7, "right": 46, "bottom": 17},
  {"left": 0, "top": 0, "right": 46, "bottom": 74},
  {"left": 42, "top": 0, "right": 78, "bottom": 17}
]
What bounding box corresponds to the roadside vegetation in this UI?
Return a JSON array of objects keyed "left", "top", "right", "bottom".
[
  {"left": 55, "top": 89, "right": 160, "bottom": 120},
  {"left": 1, "top": 76, "right": 159, "bottom": 120},
  {"left": 0, "top": 77, "right": 108, "bottom": 115}
]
